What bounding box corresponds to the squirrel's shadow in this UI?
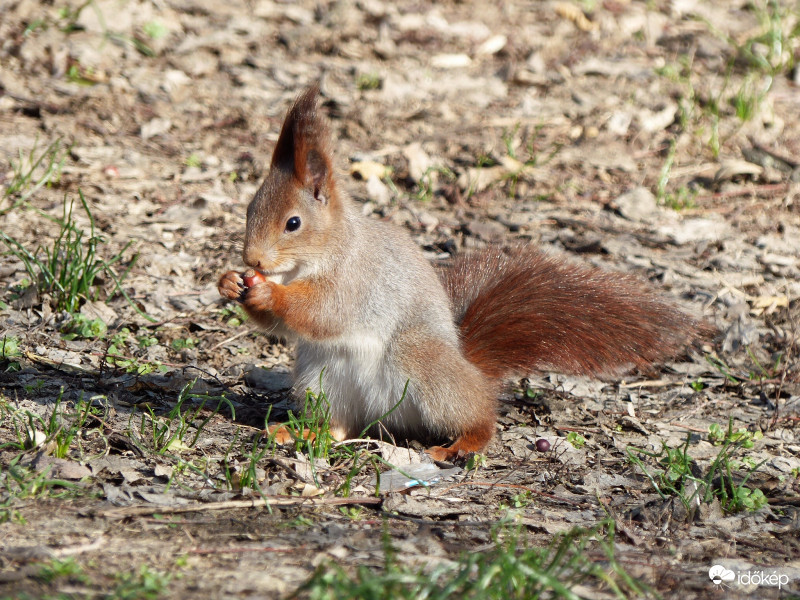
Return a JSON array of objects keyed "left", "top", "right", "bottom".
[{"left": 0, "top": 360, "right": 292, "bottom": 440}]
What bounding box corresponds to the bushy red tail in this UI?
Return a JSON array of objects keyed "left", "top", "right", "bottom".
[{"left": 441, "top": 247, "right": 702, "bottom": 380}]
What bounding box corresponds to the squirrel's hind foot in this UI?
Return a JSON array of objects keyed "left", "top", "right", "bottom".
[{"left": 426, "top": 421, "right": 494, "bottom": 462}]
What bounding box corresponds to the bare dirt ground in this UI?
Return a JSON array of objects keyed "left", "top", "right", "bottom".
[{"left": 1, "top": 0, "right": 800, "bottom": 598}]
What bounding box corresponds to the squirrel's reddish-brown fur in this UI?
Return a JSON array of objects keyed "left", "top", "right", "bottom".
[
  {"left": 219, "top": 87, "right": 707, "bottom": 461},
  {"left": 443, "top": 246, "right": 701, "bottom": 380}
]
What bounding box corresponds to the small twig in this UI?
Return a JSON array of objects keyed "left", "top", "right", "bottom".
[
  {"left": 90, "top": 350, "right": 183, "bottom": 369},
  {"left": 189, "top": 544, "right": 308, "bottom": 555},
  {"left": 618, "top": 379, "right": 676, "bottom": 389},
  {"left": 332, "top": 438, "right": 387, "bottom": 447},
  {"left": 210, "top": 329, "right": 249, "bottom": 351},
  {"left": 54, "top": 536, "right": 107, "bottom": 557},
  {"left": 95, "top": 495, "right": 381, "bottom": 519},
  {"left": 767, "top": 496, "right": 800, "bottom": 506}
]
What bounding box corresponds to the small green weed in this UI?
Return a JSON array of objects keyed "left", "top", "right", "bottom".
[
  {"left": 295, "top": 520, "right": 654, "bottom": 599},
  {"left": 627, "top": 418, "right": 768, "bottom": 515},
  {"left": 131, "top": 380, "right": 235, "bottom": 455},
  {"left": 237, "top": 438, "right": 271, "bottom": 493},
  {"left": 566, "top": 431, "right": 586, "bottom": 449},
  {"left": 706, "top": 348, "right": 784, "bottom": 384},
  {"left": 655, "top": 55, "right": 728, "bottom": 156},
  {"left": 219, "top": 304, "right": 247, "bottom": 327},
  {"left": 113, "top": 565, "right": 171, "bottom": 600},
  {"left": 170, "top": 337, "right": 197, "bottom": 351},
  {"left": 2, "top": 388, "right": 107, "bottom": 459},
  {"left": 260, "top": 385, "right": 341, "bottom": 491},
  {"left": 735, "top": 0, "right": 799, "bottom": 79},
  {"left": 24, "top": 0, "right": 156, "bottom": 56},
  {"left": 52, "top": 392, "right": 107, "bottom": 459},
  {"left": 657, "top": 139, "right": 699, "bottom": 209},
  {"left": 0, "top": 191, "right": 141, "bottom": 315},
  {"left": 282, "top": 386, "right": 336, "bottom": 459},
  {"left": 1, "top": 138, "right": 67, "bottom": 214},
  {"left": 0, "top": 460, "right": 82, "bottom": 523},
  {"left": 23, "top": 377, "right": 45, "bottom": 393},
  {"left": 656, "top": 2, "right": 800, "bottom": 157},
  {"left": 663, "top": 186, "right": 699, "bottom": 211},
  {"left": 465, "top": 452, "right": 487, "bottom": 474},
  {"left": 705, "top": 354, "right": 741, "bottom": 383},
  {"left": 38, "top": 557, "right": 88, "bottom": 585},
  {"left": 501, "top": 123, "right": 521, "bottom": 159},
  {"left": 414, "top": 166, "right": 456, "bottom": 203},
  {"left": 522, "top": 386, "right": 542, "bottom": 401},
  {"left": 220, "top": 426, "right": 272, "bottom": 496},
  {"left": 137, "top": 334, "right": 159, "bottom": 348},
  {"left": 355, "top": 72, "right": 381, "bottom": 90},
  {"left": 656, "top": 139, "right": 676, "bottom": 201},
  {"left": 107, "top": 328, "right": 165, "bottom": 374},
  {"left": 61, "top": 313, "right": 108, "bottom": 340},
  {"left": 281, "top": 515, "right": 314, "bottom": 529},
  {"left": 511, "top": 490, "right": 533, "bottom": 508},
  {"left": 184, "top": 153, "right": 202, "bottom": 168},
  {"left": 1, "top": 403, "right": 43, "bottom": 453},
  {"left": 339, "top": 506, "right": 365, "bottom": 520},
  {"left": 732, "top": 75, "right": 767, "bottom": 122},
  {"left": 745, "top": 346, "right": 783, "bottom": 381},
  {"left": 142, "top": 20, "right": 168, "bottom": 40},
  {"left": 1, "top": 336, "right": 21, "bottom": 361},
  {"left": 67, "top": 61, "right": 97, "bottom": 86},
  {"left": 263, "top": 378, "right": 411, "bottom": 496},
  {"left": 54, "top": 1, "right": 97, "bottom": 34}
]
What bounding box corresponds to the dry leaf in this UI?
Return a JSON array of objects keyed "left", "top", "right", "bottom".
[
  {"left": 555, "top": 2, "right": 598, "bottom": 31},
  {"left": 430, "top": 53, "right": 472, "bottom": 68},
  {"left": 476, "top": 34, "right": 507, "bottom": 56},
  {"left": 298, "top": 482, "right": 325, "bottom": 497},
  {"left": 714, "top": 159, "right": 763, "bottom": 182},
  {"left": 749, "top": 295, "right": 789, "bottom": 316},
  {"left": 349, "top": 160, "right": 390, "bottom": 181}
]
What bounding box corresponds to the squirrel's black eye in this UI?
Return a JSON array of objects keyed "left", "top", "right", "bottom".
[{"left": 285, "top": 216, "right": 301, "bottom": 232}]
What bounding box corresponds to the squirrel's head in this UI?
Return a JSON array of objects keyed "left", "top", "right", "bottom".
[{"left": 243, "top": 86, "right": 343, "bottom": 277}]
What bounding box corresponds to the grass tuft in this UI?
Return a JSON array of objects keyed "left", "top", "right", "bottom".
[
  {"left": 627, "top": 417, "right": 768, "bottom": 515},
  {"left": 0, "top": 191, "right": 153, "bottom": 320},
  {"left": 131, "top": 379, "right": 235, "bottom": 456},
  {"left": 1, "top": 138, "right": 68, "bottom": 215},
  {"left": 294, "top": 520, "right": 654, "bottom": 600}
]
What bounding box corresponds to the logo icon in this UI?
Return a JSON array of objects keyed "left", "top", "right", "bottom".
[{"left": 709, "top": 565, "right": 736, "bottom": 585}]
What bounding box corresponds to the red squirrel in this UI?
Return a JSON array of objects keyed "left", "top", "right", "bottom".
[{"left": 218, "top": 87, "right": 704, "bottom": 461}]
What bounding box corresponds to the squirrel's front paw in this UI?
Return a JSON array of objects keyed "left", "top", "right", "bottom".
[
  {"left": 218, "top": 270, "right": 245, "bottom": 301},
  {"left": 243, "top": 280, "right": 275, "bottom": 313}
]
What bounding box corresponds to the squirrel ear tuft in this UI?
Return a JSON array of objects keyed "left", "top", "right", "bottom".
[{"left": 270, "top": 85, "right": 333, "bottom": 195}]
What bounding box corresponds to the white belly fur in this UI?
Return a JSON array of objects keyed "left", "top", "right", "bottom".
[{"left": 293, "top": 333, "right": 423, "bottom": 438}]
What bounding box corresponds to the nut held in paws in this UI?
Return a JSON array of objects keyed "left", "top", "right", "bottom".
[{"left": 243, "top": 269, "right": 266, "bottom": 288}]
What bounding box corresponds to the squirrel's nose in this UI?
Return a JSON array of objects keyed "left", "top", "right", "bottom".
[{"left": 242, "top": 248, "right": 265, "bottom": 270}]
